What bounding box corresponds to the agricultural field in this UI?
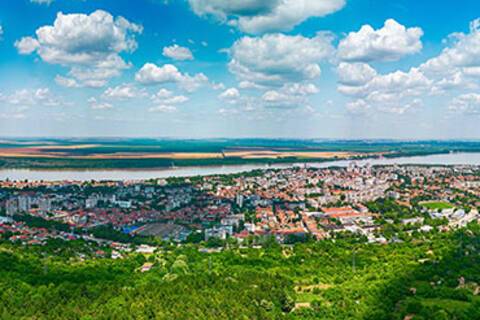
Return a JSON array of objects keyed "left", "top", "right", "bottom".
[{"left": 0, "top": 138, "right": 480, "bottom": 169}]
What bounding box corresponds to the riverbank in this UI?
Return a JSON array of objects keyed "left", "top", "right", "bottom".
[{"left": 1, "top": 152, "right": 479, "bottom": 182}]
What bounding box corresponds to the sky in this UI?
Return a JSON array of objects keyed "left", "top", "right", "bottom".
[{"left": 1, "top": 0, "right": 480, "bottom": 139}]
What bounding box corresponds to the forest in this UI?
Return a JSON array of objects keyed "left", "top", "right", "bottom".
[{"left": 1, "top": 223, "right": 480, "bottom": 319}]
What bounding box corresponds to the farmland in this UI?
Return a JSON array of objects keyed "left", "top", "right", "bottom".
[{"left": 0, "top": 138, "right": 479, "bottom": 169}]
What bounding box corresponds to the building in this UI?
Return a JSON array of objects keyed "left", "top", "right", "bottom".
[{"left": 205, "top": 225, "right": 233, "bottom": 240}]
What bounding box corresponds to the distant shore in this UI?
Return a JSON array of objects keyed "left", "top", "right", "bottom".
[
  {"left": 1, "top": 138, "right": 480, "bottom": 170},
  {"left": 1, "top": 152, "right": 480, "bottom": 182}
]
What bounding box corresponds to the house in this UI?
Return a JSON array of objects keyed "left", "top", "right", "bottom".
[
  {"left": 140, "top": 262, "right": 154, "bottom": 272},
  {"left": 135, "top": 244, "right": 156, "bottom": 254}
]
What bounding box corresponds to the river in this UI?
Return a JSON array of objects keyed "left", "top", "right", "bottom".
[{"left": 0, "top": 152, "right": 479, "bottom": 182}]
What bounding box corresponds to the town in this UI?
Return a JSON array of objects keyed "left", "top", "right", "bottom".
[{"left": 1, "top": 163, "right": 479, "bottom": 259}]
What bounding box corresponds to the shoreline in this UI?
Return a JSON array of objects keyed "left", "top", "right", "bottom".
[
  {"left": 1, "top": 152, "right": 480, "bottom": 182},
  {"left": 0, "top": 150, "right": 458, "bottom": 171}
]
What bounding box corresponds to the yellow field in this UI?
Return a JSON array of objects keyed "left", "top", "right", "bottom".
[{"left": 0, "top": 146, "right": 368, "bottom": 160}]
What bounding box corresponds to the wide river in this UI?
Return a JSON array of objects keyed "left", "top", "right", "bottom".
[{"left": 1, "top": 152, "right": 479, "bottom": 182}]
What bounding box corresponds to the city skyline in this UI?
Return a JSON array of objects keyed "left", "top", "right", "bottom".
[{"left": 1, "top": 0, "right": 480, "bottom": 139}]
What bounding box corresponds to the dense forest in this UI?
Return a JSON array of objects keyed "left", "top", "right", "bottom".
[{"left": 1, "top": 224, "right": 480, "bottom": 319}]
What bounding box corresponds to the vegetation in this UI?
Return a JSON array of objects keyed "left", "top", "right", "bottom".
[
  {"left": 1, "top": 138, "right": 480, "bottom": 169},
  {"left": 420, "top": 201, "right": 455, "bottom": 210},
  {"left": 1, "top": 223, "right": 480, "bottom": 319}
]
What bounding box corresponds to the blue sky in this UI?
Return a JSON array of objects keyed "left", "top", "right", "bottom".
[{"left": 1, "top": 0, "right": 480, "bottom": 139}]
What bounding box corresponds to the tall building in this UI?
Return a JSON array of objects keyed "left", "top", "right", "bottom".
[{"left": 236, "top": 194, "right": 244, "bottom": 208}]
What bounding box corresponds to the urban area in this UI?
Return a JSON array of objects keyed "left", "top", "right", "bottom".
[{"left": 1, "top": 163, "right": 479, "bottom": 260}]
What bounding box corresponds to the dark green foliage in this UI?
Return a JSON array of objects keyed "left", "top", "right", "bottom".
[{"left": 1, "top": 224, "right": 480, "bottom": 319}]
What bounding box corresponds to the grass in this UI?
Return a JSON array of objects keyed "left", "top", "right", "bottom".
[{"left": 420, "top": 201, "right": 455, "bottom": 210}]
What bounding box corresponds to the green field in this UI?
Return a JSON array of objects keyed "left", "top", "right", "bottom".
[
  {"left": 1, "top": 138, "right": 480, "bottom": 169},
  {"left": 420, "top": 201, "right": 455, "bottom": 210}
]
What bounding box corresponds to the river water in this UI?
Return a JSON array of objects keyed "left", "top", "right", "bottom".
[{"left": 0, "top": 152, "right": 479, "bottom": 182}]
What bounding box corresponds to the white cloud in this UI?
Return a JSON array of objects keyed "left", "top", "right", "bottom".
[
  {"left": 152, "top": 88, "right": 173, "bottom": 99},
  {"left": 219, "top": 87, "right": 240, "bottom": 100},
  {"left": 88, "top": 97, "right": 113, "bottom": 110},
  {"left": 151, "top": 88, "right": 189, "bottom": 106},
  {"left": 338, "top": 64, "right": 431, "bottom": 114},
  {"left": 229, "top": 32, "right": 333, "bottom": 86},
  {"left": 282, "top": 83, "right": 319, "bottom": 95},
  {"left": 337, "top": 19, "right": 423, "bottom": 62},
  {"left": 338, "top": 19, "right": 480, "bottom": 116},
  {"left": 339, "top": 66, "right": 431, "bottom": 98},
  {"left": 15, "top": 37, "right": 40, "bottom": 54},
  {"left": 419, "top": 19, "right": 480, "bottom": 90},
  {"left": 149, "top": 105, "right": 177, "bottom": 113},
  {"left": 102, "top": 84, "right": 147, "bottom": 100},
  {"left": 212, "top": 82, "right": 226, "bottom": 90},
  {"left": 136, "top": 64, "right": 182, "bottom": 83},
  {"left": 261, "top": 83, "right": 318, "bottom": 108},
  {"left": 1, "top": 88, "right": 61, "bottom": 107},
  {"left": 161, "top": 95, "right": 189, "bottom": 104},
  {"left": 218, "top": 107, "right": 239, "bottom": 116},
  {"left": 0, "top": 113, "right": 27, "bottom": 120},
  {"left": 15, "top": 10, "right": 142, "bottom": 87},
  {"left": 238, "top": 81, "right": 264, "bottom": 90},
  {"left": 346, "top": 99, "right": 370, "bottom": 114},
  {"left": 135, "top": 63, "right": 208, "bottom": 92},
  {"left": 188, "top": 0, "right": 345, "bottom": 34},
  {"left": 449, "top": 93, "right": 480, "bottom": 115},
  {"left": 55, "top": 75, "right": 80, "bottom": 88},
  {"left": 163, "top": 44, "right": 194, "bottom": 61},
  {"left": 0, "top": 25, "right": 3, "bottom": 40},
  {"left": 30, "top": 0, "right": 54, "bottom": 5},
  {"left": 262, "top": 90, "right": 301, "bottom": 108},
  {"left": 337, "top": 62, "right": 377, "bottom": 86}
]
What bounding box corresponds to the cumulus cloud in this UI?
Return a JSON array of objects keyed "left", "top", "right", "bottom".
[
  {"left": 15, "top": 37, "right": 39, "bottom": 54},
  {"left": 336, "top": 19, "right": 480, "bottom": 115},
  {"left": 337, "top": 19, "right": 423, "bottom": 62},
  {"left": 89, "top": 99, "right": 112, "bottom": 110},
  {"left": 343, "top": 67, "right": 431, "bottom": 97},
  {"left": 418, "top": 18, "right": 480, "bottom": 93},
  {"left": 163, "top": 44, "right": 194, "bottom": 61},
  {"left": 338, "top": 63, "right": 431, "bottom": 114},
  {"left": 1, "top": 88, "right": 61, "bottom": 107},
  {"left": 337, "top": 62, "right": 377, "bottom": 86},
  {"left": 88, "top": 97, "right": 113, "bottom": 110},
  {"left": 159, "top": 95, "right": 189, "bottom": 104},
  {"left": 449, "top": 93, "right": 480, "bottom": 115},
  {"left": 219, "top": 87, "right": 240, "bottom": 100},
  {"left": 188, "top": 0, "right": 345, "bottom": 34},
  {"left": 135, "top": 63, "right": 208, "bottom": 92},
  {"left": 229, "top": 32, "right": 333, "bottom": 86},
  {"left": 212, "top": 82, "right": 226, "bottom": 90},
  {"left": 238, "top": 81, "right": 264, "bottom": 90},
  {"left": 346, "top": 99, "right": 370, "bottom": 114},
  {"left": 15, "top": 10, "right": 142, "bottom": 87},
  {"left": 102, "top": 84, "right": 147, "bottom": 100},
  {"left": 152, "top": 88, "right": 173, "bottom": 99},
  {"left": 55, "top": 75, "right": 80, "bottom": 88},
  {"left": 262, "top": 83, "right": 318, "bottom": 108},
  {"left": 150, "top": 88, "right": 189, "bottom": 111}
]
